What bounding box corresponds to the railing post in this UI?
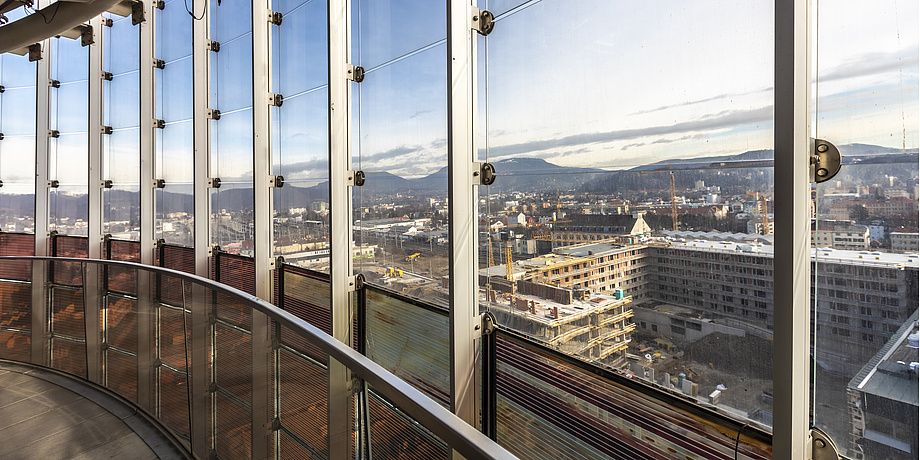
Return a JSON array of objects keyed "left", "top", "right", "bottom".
[
  {"left": 328, "top": 0, "right": 354, "bottom": 456},
  {"left": 447, "top": 0, "right": 481, "bottom": 446},
  {"left": 32, "top": 30, "right": 52, "bottom": 367},
  {"left": 137, "top": 0, "right": 157, "bottom": 414},
  {"left": 774, "top": 0, "right": 812, "bottom": 458},
  {"left": 252, "top": 0, "right": 274, "bottom": 456},
  {"left": 190, "top": 0, "right": 213, "bottom": 454}
]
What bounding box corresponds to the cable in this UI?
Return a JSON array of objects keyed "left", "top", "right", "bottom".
[
  {"left": 184, "top": 0, "right": 206, "bottom": 21},
  {"left": 733, "top": 421, "right": 752, "bottom": 460},
  {"left": 25, "top": 0, "right": 62, "bottom": 25}
]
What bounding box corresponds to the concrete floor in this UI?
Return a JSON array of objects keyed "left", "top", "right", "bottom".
[{"left": 0, "top": 361, "right": 186, "bottom": 460}]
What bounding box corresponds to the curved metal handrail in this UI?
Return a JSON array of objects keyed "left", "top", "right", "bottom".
[{"left": 0, "top": 256, "right": 516, "bottom": 460}]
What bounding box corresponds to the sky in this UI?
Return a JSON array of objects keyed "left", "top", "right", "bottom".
[{"left": 0, "top": 0, "right": 917, "bottom": 186}]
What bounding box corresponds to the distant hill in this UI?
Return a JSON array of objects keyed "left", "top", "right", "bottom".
[{"left": 2, "top": 144, "right": 913, "bottom": 219}]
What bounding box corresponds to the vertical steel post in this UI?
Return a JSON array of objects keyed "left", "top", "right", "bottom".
[
  {"left": 447, "top": 0, "right": 479, "bottom": 443},
  {"left": 774, "top": 0, "right": 812, "bottom": 458},
  {"left": 32, "top": 34, "right": 52, "bottom": 367},
  {"left": 85, "top": 16, "right": 106, "bottom": 385},
  {"left": 252, "top": 0, "right": 274, "bottom": 457},
  {"left": 328, "top": 0, "right": 353, "bottom": 456},
  {"left": 191, "top": 0, "right": 213, "bottom": 455},
  {"left": 137, "top": 0, "right": 157, "bottom": 413}
]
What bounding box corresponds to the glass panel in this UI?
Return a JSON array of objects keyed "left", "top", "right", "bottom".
[
  {"left": 354, "top": 0, "right": 446, "bottom": 70},
  {"left": 50, "top": 187, "right": 89, "bottom": 235},
  {"left": 495, "top": 332, "right": 772, "bottom": 459},
  {"left": 104, "top": 185, "right": 141, "bottom": 239},
  {"left": 353, "top": 2, "right": 448, "bottom": 291},
  {"left": 157, "top": 120, "right": 194, "bottom": 183},
  {"left": 365, "top": 288, "right": 450, "bottom": 408},
  {"left": 272, "top": 0, "right": 329, "bottom": 264},
  {"left": 156, "top": 184, "right": 194, "bottom": 246},
  {"left": 478, "top": 0, "right": 776, "bottom": 433},
  {"left": 0, "top": 280, "right": 31, "bottom": 362},
  {"left": 366, "top": 387, "right": 449, "bottom": 459},
  {"left": 812, "top": 1, "right": 919, "bottom": 458},
  {"left": 0, "top": 49, "right": 36, "bottom": 233},
  {"left": 157, "top": 0, "right": 194, "bottom": 63}
]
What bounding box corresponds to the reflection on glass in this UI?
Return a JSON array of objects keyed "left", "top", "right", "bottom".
[
  {"left": 811, "top": 1, "right": 919, "bottom": 458},
  {"left": 478, "top": 0, "right": 776, "bottom": 436},
  {"left": 156, "top": 184, "right": 194, "bottom": 246}
]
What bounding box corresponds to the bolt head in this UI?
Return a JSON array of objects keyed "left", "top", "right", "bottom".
[{"left": 817, "top": 144, "right": 828, "bottom": 153}]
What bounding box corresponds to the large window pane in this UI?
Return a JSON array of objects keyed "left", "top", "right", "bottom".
[
  {"left": 478, "top": 0, "right": 776, "bottom": 433},
  {"left": 812, "top": 1, "right": 919, "bottom": 458},
  {"left": 352, "top": 2, "right": 448, "bottom": 291}
]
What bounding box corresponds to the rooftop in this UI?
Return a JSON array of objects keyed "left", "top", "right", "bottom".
[{"left": 849, "top": 310, "right": 920, "bottom": 407}]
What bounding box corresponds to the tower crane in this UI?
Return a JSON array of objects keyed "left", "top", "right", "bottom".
[{"left": 639, "top": 166, "right": 678, "bottom": 231}]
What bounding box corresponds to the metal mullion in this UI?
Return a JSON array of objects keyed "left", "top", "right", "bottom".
[
  {"left": 137, "top": 0, "right": 158, "bottom": 417},
  {"left": 447, "top": 0, "right": 479, "bottom": 444},
  {"left": 190, "top": 0, "right": 212, "bottom": 454},
  {"left": 328, "top": 0, "right": 353, "bottom": 457},
  {"left": 773, "top": 0, "right": 812, "bottom": 458},
  {"left": 252, "top": 0, "right": 274, "bottom": 456},
  {"left": 85, "top": 16, "right": 105, "bottom": 387},
  {"left": 32, "top": 34, "right": 52, "bottom": 367}
]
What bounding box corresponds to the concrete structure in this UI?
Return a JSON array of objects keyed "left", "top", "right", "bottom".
[
  {"left": 633, "top": 304, "right": 746, "bottom": 346},
  {"left": 846, "top": 311, "right": 919, "bottom": 460},
  {"left": 814, "top": 221, "right": 871, "bottom": 250},
  {"left": 890, "top": 232, "right": 919, "bottom": 252},
  {"left": 482, "top": 287, "right": 635, "bottom": 368}
]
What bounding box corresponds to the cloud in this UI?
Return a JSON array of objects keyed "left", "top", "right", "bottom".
[
  {"left": 820, "top": 46, "right": 920, "bottom": 83},
  {"left": 487, "top": 105, "right": 773, "bottom": 158},
  {"left": 629, "top": 88, "right": 772, "bottom": 116}
]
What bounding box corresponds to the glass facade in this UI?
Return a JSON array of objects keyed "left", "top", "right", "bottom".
[{"left": 0, "top": 0, "right": 916, "bottom": 458}]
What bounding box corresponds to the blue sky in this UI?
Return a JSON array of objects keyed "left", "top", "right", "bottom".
[{"left": 0, "top": 0, "right": 917, "bottom": 186}]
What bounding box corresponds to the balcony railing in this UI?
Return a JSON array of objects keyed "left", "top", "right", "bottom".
[
  {"left": 0, "top": 235, "right": 774, "bottom": 459},
  {"left": 0, "top": 255, "right": 513, "bottom": 459}
]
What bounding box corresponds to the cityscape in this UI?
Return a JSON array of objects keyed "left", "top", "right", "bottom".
[{"left": 1, "top": 143, "right": 917, "bottom": 458}]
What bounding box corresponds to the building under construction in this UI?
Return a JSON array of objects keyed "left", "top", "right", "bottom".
[{"left": 481, "top": 279, "right": 635, "bottom": 368}]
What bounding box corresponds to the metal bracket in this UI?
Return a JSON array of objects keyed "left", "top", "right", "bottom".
[
  {"left": 155, "top": 179, "right": 166, "bottom": 189},
  {"left": 347, "top": 274, "right": 366, "bottom": 293},
  {"left": 50, "top": 79, "right": 60, "bottom": 88},
  {"left": 80, "top": 25, "right": 94, "bottom": 47},
  {"left": 474, "top": 311, "right": 497, "bottom": 338},
  {"left": 208, "top": 109, "right": 221, "bottom": 120},
  {"left": 208, "top": 177, "right": 221, "bottom": 189},
  {"left": 155, "top": 0, "right": 165, "bottom": 10},
  {"left": 0, "top": 85, "right": 4, "bottom": 93},
  {"left": 102, "top": 72, "right": 113, "bottom": 81},
  {"left": 270, "top": 175, "right": 284, "bottom": 188},
  {"left": 154, "top": 119, "right": 166, "bottom": 129},
  {"left": 102, "top": 126, "right": 113, "bottom": 135},
  {"left": 103, "top": 18, "right": 113, "bottom": 27},
  {"left": 810, "top": 138, "right": 842, "bottom": 184},
  {"left": 154, "top": 59, "right": 165, "bottom": 69},
  {"left": 28, "top": 43, "right": 41, "bottom": 62},
  {"left": 208, "top": 40, "right": 221, "bottom": 52},
  {"left": 347, "top": 170, "right": 365, "bottom": 187},
  {"left": 131, "top": 0, "right": 145, "bottom": 25},
  {"left": 472, "top": 162, "right": 496, "bottom": 186},
  {"left": 269, "top": 11, "right": 283, "bottom": 25},
  {"left": 268, "top": 257, "right": 276, "bottom": 270},
  {"left": 103, "top": 179, "right": 113, "bottom": 189},
  {"left": 270, "top": 93, "right": 284, "bottom": 107},
  {"left": 49, "top": 130, "right": 60, "bottom": 138},
  {"left": 208, "top": 243, "right": 220, "bottom": 256},
  {"left": 471, "top": 6, "right": 495, "bottom": 36},
  {"left": 0, "top": 133, "right": 3, "bottom": 140},
  {"left": 154, "top": 238, "right": 165, "bottom": 248},
  {"left": 810, "top": 426, "right": 842, "bottom": 460},
  {"left": 270, "top": 417, "right": 281, "bottom": 431},
  {"left": 346, "top": 64, "right": 365, "bottom": 82}
]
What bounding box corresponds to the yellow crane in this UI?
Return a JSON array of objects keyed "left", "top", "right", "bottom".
[
  {"left": 405, "top": 252, "right": 421, "bottom": 262},
  {"left": 487, "top": 235, "right": 495, "bottom": 267},
  {"left": 639, "top": 166, "right": 678, "bottom": 231},
  {"left": 505, "top": 240, "right": 514, "bottom": 295}
]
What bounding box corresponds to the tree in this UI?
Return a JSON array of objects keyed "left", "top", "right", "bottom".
[{"left": 849, "top": 204, "right": 870, "bottom": 222}]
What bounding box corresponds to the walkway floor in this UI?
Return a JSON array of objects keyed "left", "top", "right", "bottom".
[{"left": 0, "top": 361, "right": 186, "bottom": 459}]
